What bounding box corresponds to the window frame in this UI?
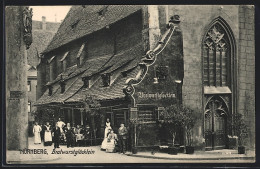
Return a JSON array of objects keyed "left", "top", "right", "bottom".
[{"left": 27, "top": 81, "right": 31, "bottom": 92}]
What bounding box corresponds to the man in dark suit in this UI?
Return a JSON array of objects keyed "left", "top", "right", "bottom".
[
  {"left": 63, "top": 123, "right": 75, "bottom": 148},
  {"left": 53, "top": 122, "right": 61, "bottom": 149},
  {"left": 118, "top": 123, "right": 128, "bottom": 154}
]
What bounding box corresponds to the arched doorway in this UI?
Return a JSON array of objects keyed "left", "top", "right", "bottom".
[
  {"left": 202, "top": 17, "right": 236, "bottom": 150},
  {"left": 205, "top": 96, "right": 229, "bottom": 150}
]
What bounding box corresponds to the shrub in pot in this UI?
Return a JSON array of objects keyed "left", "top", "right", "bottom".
[
  {"left": 182, "top": 106, "right": 199, "bottom": 154},
  {"left": 231, "top": 113, "right": 249, "bottom": 154},
  {"left": 160, "top": 105, "right": 186, "bottom": 155}
]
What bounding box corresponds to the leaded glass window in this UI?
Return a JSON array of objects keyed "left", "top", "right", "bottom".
[{"left": 203, "top": 24, "right": 230, "bottom": 87}]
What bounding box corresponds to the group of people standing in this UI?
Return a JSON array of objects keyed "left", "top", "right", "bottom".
[
  {"left": 32, "top": 118, "right": 91, "bottom": 149},
  {"left": 101, "top": 118, "right": 128, "bottom": 154},
  {"left": 33, "top": 117, "right": 129, "bottom": 153}
]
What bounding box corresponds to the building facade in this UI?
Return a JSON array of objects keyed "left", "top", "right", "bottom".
[
  {"left": 35, "top": 5, "right": 255, "bottom": 150},
  {"left": 27, "top": 17, "right": 60, "bottom": 135}
]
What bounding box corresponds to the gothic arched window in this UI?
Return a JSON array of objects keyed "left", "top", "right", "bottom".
[{"left": 203, "top": 23, "right": 231, "bottom": 87}]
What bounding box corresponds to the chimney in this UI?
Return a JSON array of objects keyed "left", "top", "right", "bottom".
[{"left": 42, "top": 16, "right": 46, "bottom": 30}]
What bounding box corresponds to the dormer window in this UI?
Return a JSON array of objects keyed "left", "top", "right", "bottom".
[
  {"left": 60, "top": 51, "right": 69, "bottom": 72},
  {"left": 98, "top": 5, "right": 109, "bottom": 16},
  {"left": 71, "top": 19, "right": 80, "bottom": 29},
  {"left": 60, "top": 81, "right": 66, "bottom": 93},
  {"left": 48, "top": 86, "right": 53, "bottom": 96},
  {"left": 77, "top": 43, "right": 85, "bottom": 67},
  {"left": 82, "top": 77, "right": 90, "bottom": 88},
  {"left": 101, "top": 73, "right": 110, "bottom": 87}
]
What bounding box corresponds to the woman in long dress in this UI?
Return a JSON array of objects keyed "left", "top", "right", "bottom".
[
  {"left": 33, "top": 122, "right": 42, "bottom": 144},
  {"left": 104, "top": 118, "right": 111, "bottom": 138},
  {"left": 74, "top": 125, "right": 84, "bottom": 146},
  {"left": 106, "top": 130, "right": 118, "bottom": 153},
  {"left": 43, "top": 122, "right": 52, "bottom": 146},
  {"left": 101, "top": 128, "right": 111, "bottom": 150}
]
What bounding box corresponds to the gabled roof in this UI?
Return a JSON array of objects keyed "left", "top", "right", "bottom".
[
  {"left": 46, "top": 55, "right": 112, "bottom": 86},
  {"left": 34, "top": 44, "right": 143, "bottom": 106},
  {"left": 42, "top": 5, "right": 143, "bottom": 54}
]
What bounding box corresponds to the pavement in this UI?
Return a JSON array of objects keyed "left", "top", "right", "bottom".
[
  {"left": 5, "top": 137, "right": 256, "bottom": 164},
  {"left": 127, "top": 149, "right": 255, "bottom": 162}
]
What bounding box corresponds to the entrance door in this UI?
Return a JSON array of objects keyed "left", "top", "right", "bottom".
[{"left": 205, "top": 96, "right": 228, "bottom": 150}]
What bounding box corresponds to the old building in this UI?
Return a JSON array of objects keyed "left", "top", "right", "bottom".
[
  {"left": 27, "top": 16, "right": 61, "bottom": 67},
  {"left": 26, "top": 17, "right": 60, "bottom": 135},
  {"left": 35, "top": 5, "right": 255, "bottom": 151}
]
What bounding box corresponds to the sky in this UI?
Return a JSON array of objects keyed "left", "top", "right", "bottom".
[{"left": 30, "top": 6, "right": 71, "bottom": 22}]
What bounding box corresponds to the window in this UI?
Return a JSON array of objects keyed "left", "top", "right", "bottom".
[
  {"left": 76, "top": 43, "right": 85, "bottom": 67},
  {"left": 101, "top": 74, "right": 110, "bottom": 87},
  {"left": 82, "top": 77, "right": 89, "bottom": 88},
  {"left": 60, "top": 52, "right": 69, "bottom": 72},
  {"left": 71, "top": 19, "right": 80, "bottom": 29},
  {"left": 28, "top": 102, "right": 31, "bottom": 113},
  {"left": 203, "top": 23, "right": 230, "bottom": 87},
  {"left": 155, "top": 66, "right": 169, "bottom": 82},
  {"left": 98, "top": 5, "right": 109, "bottom": 16},
  {"left": 60, "top": 81, "right": 66, "bottom": 93},
  {"left": 138, "top": 106, "right": 157, "bottom": 122},
  {"left": 27, "top": 81, "right": 31, "bottom": 91},
  {"left": 48, "top": 86, "right": 53, "bottom": 96},
  {"left": 77, "top": 57, "right": 80, "bottom": 67}
]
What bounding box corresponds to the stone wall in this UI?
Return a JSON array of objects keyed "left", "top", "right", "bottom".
[
  {"left": 237, "top": 5, "right": 255, "bottom": 149},
  {"left": 6, "top": 6, "right": 29, "bottom": 150},
  {"left": 161, "top": 5, "right": 241, "bottom": 148}
]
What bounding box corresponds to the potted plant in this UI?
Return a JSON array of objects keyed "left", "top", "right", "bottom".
[
  {"left": 83, "top": 95, "right": 101, "bottom": 145},
  {"left": 182, "top": 106, "right": 199, "bottom": 154},
  {"left": 231, "top": 113, "right": 249, "bottom": 154},
  {"left": 160, "top": 105, "right": 185, "bottom": 155}
]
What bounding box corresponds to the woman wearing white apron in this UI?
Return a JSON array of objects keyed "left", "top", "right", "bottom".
[
  {"left": 101, "top": 118, "right": 112, "bottom": 150},
  {"left": 33, "top": 122, "right": 42, "bottom": 144},
  {"left": 43, "top": 122, "right": 52, "bottom": 146}
]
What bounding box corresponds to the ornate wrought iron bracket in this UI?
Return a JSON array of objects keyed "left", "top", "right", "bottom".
[{"left": 123, "top": 15, "right": 181, "bottom": 107}]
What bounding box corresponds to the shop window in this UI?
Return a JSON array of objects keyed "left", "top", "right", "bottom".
[
  {"left": 101, "top": 74, "right": 110, "bottom": 87},
  {"left": 155, "top": 66, "right": 169, "bottom": 82},
  {"left": 27, "top": 81, "right": 31, "bottom": 91},
  {"left": 28, "top": 102, "right": 31, "bottom": 113},
  {"left": 203, "top": 23, "right": 231, "bottom": 87}
]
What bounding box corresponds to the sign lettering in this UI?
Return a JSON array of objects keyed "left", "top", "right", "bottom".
[{"left": 137, "top": 92, "right": 175, "bottom": 100}]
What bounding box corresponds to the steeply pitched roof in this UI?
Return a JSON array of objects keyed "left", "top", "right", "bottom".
[
  {"left": 27, "top": 20, "right": 60, "bottom": 66},
  {"left": 34, "top": 45, "right": 143, "bottom": 106},
  {"left": 46, "top": 54, "right": 112, "bottom": 86},
  {"left": 65, "top": 67, "right": 139, "bottom": 102},
  {"left": 42, "top": 5, "right": 143, "bottom": 54}
]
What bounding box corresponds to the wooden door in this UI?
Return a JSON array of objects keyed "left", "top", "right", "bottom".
[{"left": 205, "top": 96, "right": 227, "bottom": 150}]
